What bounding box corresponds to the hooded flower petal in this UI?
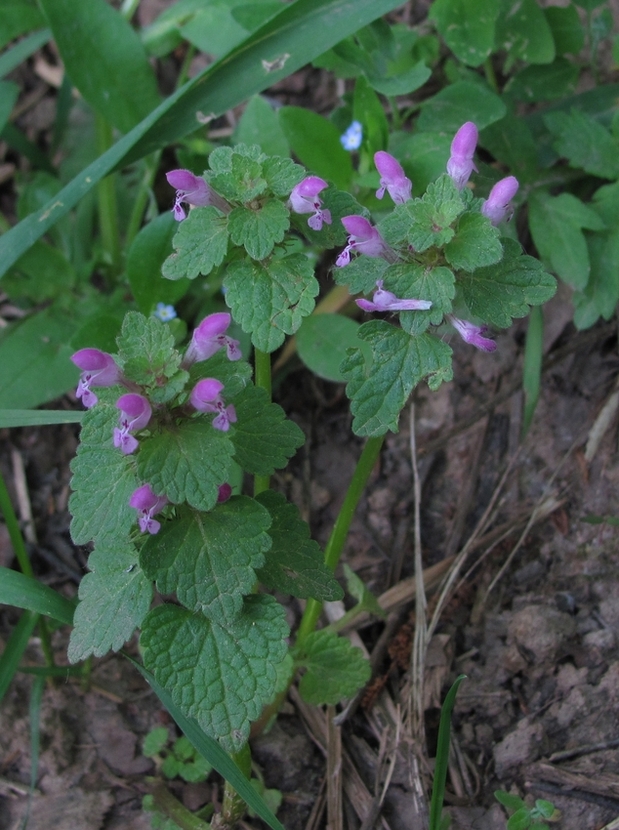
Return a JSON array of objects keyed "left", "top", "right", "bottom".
[
  {"left": 129, "top": 483, "right": 168, "bottom": 534},
  {"left": 113, "top": 393, "right": 152, "bottom": 455},
  {"left": 71, "top": 348, "right": 121, "bottom": 408},
  {"left": 374, "top": 151, "right": 412, "bottom": 205},
  {"left": 446, "top": 122, "right": 478, "bottom": 190},
  {"left": 182, "top": 312, "right": 242, "bottom": 366},
  {"left": 166, "top": 169, "right": 212, "bottom": 221},
  {"left": 481, "top": 176, "right": 519, "bottom": 225},
  {"left": 336, "top": 216, "right": 388, "bottom": 267},
  {"left": 448, "top": 315, "right": 497, "bottom": 352},
  {"left": 189, "top": 378, "right": 237, "bottom": 432},
  {"left": 217, "top": 483, "right": 232, "bottom": 503},
  {"left": 289, "top": 176, "right": 332, "bottom": 231},
  {"left": 355, "top": 280, "right": 432, "bottom": 313}
]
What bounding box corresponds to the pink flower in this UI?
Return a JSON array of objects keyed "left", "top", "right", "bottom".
[
  {"left": 481, "top": 176, "right": 519, "bottom": 225},
  {"left": 166, "top": 169, "right": 213, "bottom": 221},
  {"left": 336, "top": 216, "right": 388, "bottom": 267},
  {"left": 183, "top": 313, "right": 241, "bottom": 366},
  {"left": 356, "top": 281, "right": 432, "bottom": 313},
  {"left": 217, "top": 483, "right": 232, "bottom": 503},
  {"left": 71, "top": 349, "right": 121, "bottom": 408},
  {"left": 189, "top": 379, "right": 237, "bottom": 432},
  {"left": 446, "top": 122, "right": 478, "bottom": 190},
  {"left": 289, "top": 176, "right": 332, "bottom": 231},
  {"left": 113, "top": 394, "right": 152, "bottom": 455},
  {"left": 448, "top": 315, "right": 496, "bottom": 352},
  {"left": 129, "top": 484, "right": 168, "bottom": 534},
  {"left": 374, "top": 151, "right": 412, "bottom": 205}
]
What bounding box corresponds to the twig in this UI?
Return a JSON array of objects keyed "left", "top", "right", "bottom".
[
  {"left": 549, "top": 737, "right": 619, "bottom": 763},
  {"left": 409, "top": 405, "right": 427, "bottom": 744},
  {"left": 326, "top": 705, "right": 343, "bottom": 830}
]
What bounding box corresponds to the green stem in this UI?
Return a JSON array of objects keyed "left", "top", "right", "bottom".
[
  {"left": 95, "top": 113, "right": 121, "bottom": 278},
  {"left": 253, "top": 349, "right": 272, "bottom": 496},
  {"left": 219, "top": 744, "right": 252, "bottom": 827},
  {"left": 296, "top": 434, "right": 385, "bottom": 646},
  {"left": 483, "top": 57, "right": 499, "bottom": 94},
  {"left": 151, "top": 782, "right": 211, "bottom": 830},
  {"left": 124, "top": 150, "right": 162, "bottom": 251}
]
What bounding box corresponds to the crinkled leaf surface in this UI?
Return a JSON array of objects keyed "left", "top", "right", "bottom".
[
  {"left": 224, "top": 253, "right": 319, "bottom": 352},
  {"left": 341, "top": 322, "right": 453, "bottom": 436},
  {"left": 293, "top": 188, "right": 369, "bottom": 249},
  {"left": 460, "top": 239, "right": 556, "bottom": 327},
  {"left": 544, "top": 109, "right": 619, "bottom": 180},
  {"left": 116, "top": 311, "right": 181, "bottom": 387},
  {"left": 69, "top": 401, "right": 139, "bottom": 545},
  {"left": 227, "top": 200, "right": 289, "bottom": 261},
  {"left": 139, "top": 497, "right": 271, "bottom": 624},
  {"left": 332, "top": 256, "right": 389, "bottom": 293},
  {"left": 188, "top": 349, "right": 253, "bottom": 398},
  {"left": 293, "top": 629, "right": 370, "bottom": 705},
  {"left": 573, "top": 227, "right": 619, "bottom": 329},
  {"left": 262, "top": 156, "right": 305, "bottom": 196},
  {"left": 386, "top": 263, "right": 455, "bottom": 329},
  {"left": 162, "top": 207, "right": 229, "bottom": 280},
  {"left": 230, "top": 386, "right": 304, "bottom": 474},
  {"left": 207, "top": 151, "right": 267, "bottom": 202},
  {"left": 444, "top": 213, "right": 503, "bottom": 272},
  {"left": 140, "top": 596, "right": 289, "bottom": 752},
  {"left": 68, "top": 542, "right": 152, "bottom": 662},
  {"left": 255, "top": 491, "right": 343, "bottom": 601},
  {"left": 137, "top": 420, "right": 235, "bottom": 511}
]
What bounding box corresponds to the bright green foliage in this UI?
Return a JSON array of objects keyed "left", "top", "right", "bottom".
[
  {"left": 68, "top": 542, "right": 152, "bottom": 661},
  {"left": 230, "top": 387, "right": 305, "bottom": 475},
  {"left": 332, "top": 256, "right": 388, "bottom": 294},
  {"left": 385, "top": 263, "right": 455, "bottom": 328},
  {"left": 460, "top": 239, "right": 558, "bottom": 328},
  {"left": 444, "top": 213, "right": 503, "bottom": 272},
  {"left": 142, "top": 729, "right": 212, "bottom": 783},
  {"left": 495, "top": 0, "right": 555, "bottom": 66},
  {"left": 162, "top": 207, "right": 229, "bottom": 280},
  {"left": 430, "top": 0, "right": 498, "bottom": 68},
  {"left": 494, "top": 790, "right": 560, "bottom": 829},
  {"left": 136, "top": 421, "right": 235, "bottom": 511},
  {"left": 341, "top": 322, "right": 453, "bottom": 436},
  {"left": 227, "top": 200, "right": 290, "bottom": 261},
  {"left": 295, "top": 188, "right": 369, "bottom": 249},
  {"left": 293, "top": 629, "right": 371, "bottom": 705},
  {"left": 140, "top": 498, "right": 272, "bottom": 624},
  {"left": 255, "top": 491, "right": 343, "bottom": 601},
  {"left": 140, "top": 596, "right": 289, "bottom": 752},
  {"left": 224, "top": 255, "right": 319, "bottom": 352},
  {"left": 505, "top": 59, "right": 579, "bottom": 104},
  {"left": 544, "top": 108, "right": 619, "bottom": 180},
  {"left": 417, "top": 81, "right": 506, "bottom": 133},
  {"left": 279, "top": 107, "right": 353, "bottom": 189},
  {"left": 296, "top": 314, "right": 368, "bottom": 382},
  {"left": 116, "top": 312, "right": 184, "bottom": 397},
  {"left": 343, "top": 564, "right": 386, "bottom": 619},
  {"left": 143, "top": 727, "right": 169, "bottom": 757}
]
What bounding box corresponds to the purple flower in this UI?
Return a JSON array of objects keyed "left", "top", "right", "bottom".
[
  {"left": 356, "top": 280, "right": 432, "bottom": 313},
  {"left": 446, "top": 122, "right": 478, "bottom": 190},
  {"left": 129, "top": 483, "right": 168, "bottom": 535},
  {"left": 183, "top": 312, "right": 242, "bottom": 367},
  {"left": 166, "top": 169, "right": 213, "bottom": 221},
  {"left": 448, "top": 315, "right": 496, "bottom": 352},
  {"left": 481, "top": 176, "right": 519, "bottom": 225},
  {"left": 336, "top": 216, "right": 388, "bottom": 267},
  {"left": 217, "top": 483, "right": 232, "bottom": 503},
  {"left": 289, "top": 176, "right": 332, "bottom": 231},
  {"left": 71, "top": 349, "right": 121, "bottom": 408},
  {"left": 374, "top": 151, "right": 412, "bottom": 205},
  {"left": 190, "top": 378, "right": 237, "bottom": 432},
  {"left": 340, "top": 121, "right": 363, "bottom": 151},
  {"left": 113, "top": 394, "right": 152, "bottom": 455}
]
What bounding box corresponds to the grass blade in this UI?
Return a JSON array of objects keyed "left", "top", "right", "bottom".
[
  {"left": 0, "top": 0, "right": 406, "bottom": 279},
  {"left": 0, "top": 610, "right": 38, "bottom": 702},
  {"left": 0, "top": 567, "right": 75, "bottom": 625},
  {"left": 429, "top": 674, "right": 467, "bottom": 830},
  {"left": 0, "top": 410, "right": 84, "bottom": 428},
  {"left": 0, "top": 29, "right": 51, "bottom": 79},
  {"left": 522, "top": 305, "right": 543, "bottom": 438},
  {"left": 127, "top": 655, "right": 286, "bottom": 830}
]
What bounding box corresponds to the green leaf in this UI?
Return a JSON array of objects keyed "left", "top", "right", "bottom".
[
  {"left": 2, "top": 241, "right": 76, "bottom": 304},
  {"left": 297, "top": 314, "right": 366, "bottom": 382},
  {"left": 460, "top": 239, "right": 556, "bottom": 327},
  {"left": 0, "top": 0, "right": 408, "bottom": 280},
  {"left": 507, "top": 808, "right": 532, "bottom": 830},
  {"left": 293, "top": 629, "right": 370, "bottom": 705},
  {"left": 341, "top": 322, "right": 453, "bottom": 436},
  {"left": 127, "top": 212, "right": 191, "bottom": 315},
  {"left": 0, "top": 410, "right": 83, "bottom": 428},
  {"left": 522, "top": 305, "right": 542, "bottom": 438},
  {"left": 162, "top": 207, "right": 229, "bottom": 280},
  {"left": 140, "top": 596, "right": 289, "bottom": 752},
  {"left": 235, "top": 95, "right": 290, "bottom": 157},
  {"left": 161, "top": 754, "right": 182, "bottom": 780},
  {"left": 494, "top": 790, "right": 526, "bottom": 812},
  {"left": 534, "top": 799, "right": 555, "bottom": 820},
  {"left": 116, "top": 311, "right": 182, "bottom": 388},
  {"left": 429, "top": 675, "right": 467, "bottom": 830},
  {"left": 480, "top": 113, "right": 539, "bottom": 183},
  {"left": 332, "top": 255, "right": 389, "bottom": 294},
  {"left": 0, "top": 612, "right": 37, "bottom": 702},
  {"left": 279, "top": 107, "right": 353, "bottom": 189},
  {"left": 68, "top": 543, "right": 152, "bottom": 662},
  {"left": 228, "top": 200, "right": 289, "bottom": 260},
  {"left": 418, "top": 81, "right": 506, "bottom": 133},
  {"left": 0, "top": 567, "right": 74, "bottom": 625},
  {"left": 262, "top": 156, "right": 305, "bottom": 196},
  {"left": 140, "top": 498, "right": 271, "bottom": 624},
  {"left": 255, "top": 491, "right": 343, "bottom": 601},
  {"left": 0, "top": 1, "right": 45, "bottom": 51},
  {"left": 429, "top": 0, "right": 498, "bottom": 67},
  {"left": 39, "top": 0, "right": 160, "bottom": 134},
  {"left": 353, "top": 75, "right": 389, "bottom": 156},
  {"left": 544, "top": 5, "right": 585, "bottom": 55},
  {"left": 69, "top": 402, "right": 139, "bottom": 545},
  {"left": 444, "top": 213, "right": 503, "bottom": 273},
  {"left": 294, "top": 187, "right": 369, "bottom": 249},
  {"left": 137, "top": 420, "right": 235, "bottom": 511},
  {"left": 342, "top": 564, "right": 385, "bottom": 619},
  {"left": 173, "top": 735, "right": 195, "bottom": 762},
  {"left": 385, "top": 175, "right": 465, "bottom": 253},
  {"left": 573, "top": 225, "right": 619, "bottom": 329},
  {"left": 143, "top": 727, "right": 170, "bottom": 757},
  {"left": 528, "top": 191, "right": 605, "bottom": 289},
  {"left": 224, "top": 253, "right": 319, "bottom": 352},
  {"left": 0, "top": 80, "right": 18, "bottom": 133},
  {"left": 386, "top": 263, "right": 455, "bottom": 328},
  {"left": 544, "top": 108, "right": 619, "bottom": 180},
  {"left": 207, "top": 146, "right": 268, "bottom": 203},
  {"left": 387, "top": 131, "right": 453, "bottom": 196},
  {"left": 0, "top": 29, "right": 50, "bottom": 80},
  {"left": 496, "top": 0, "right": 555, "bottom": 66},
  {"left": 230, "top": 386, "right": 305, "bottom": 475},
  {"left": 367, "top": 61, "right": 430, "bottom": 96},
  {"left": 505, "top": 59, "right": 579, "bottom": 104}
]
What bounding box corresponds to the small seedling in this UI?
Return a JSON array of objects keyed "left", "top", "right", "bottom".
[{"left": 495, "top": 790, "right": 561, "bottom": 829}]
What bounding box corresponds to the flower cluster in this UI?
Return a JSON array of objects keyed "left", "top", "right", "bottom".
[{"left": 71, "top": 313, "right": 241, "bottom": 534}]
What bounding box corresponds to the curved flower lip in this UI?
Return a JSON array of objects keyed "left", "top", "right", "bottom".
[
  {"left": 166, "top": 169, "right": 212, "bottom": 221},
  {"left": 114, "top": 394, "right": 152, "bottom": 455},
  {"left": 289, "top": 176, "right": 332, "bottom": 231},
  {"left": 336, "top": 215, "right": 387, "bottom": 267},
  {"left": 481, "top": 176, "right": 519, "bottom": 225},
  {"left": 374, "top": 151, "right": 412, "bottom": 205},
  {"left": 129, "top": 483, "right": 168, "bottom": 535},
  {"left": 217, "top": 483, "right": 232, "bottom": 503},
  {"left": 189, "top": 378, "right": 237, "bottom": 431},
  {"left": 71, "top": 348, "right": 121, "bottom": 408},
  {"left": 448, "top": 314, "right": 497, "bottom": 352},
  {"left": 355, "top": 280, "right": 432, "bottom": 313},
  {"left": 183, "top": 312, "right": 242, "bottom": 365},
  {"left": 447, "top": 122, "right": 479, "bottom": 190}
]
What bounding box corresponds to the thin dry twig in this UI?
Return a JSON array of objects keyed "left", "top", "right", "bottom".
[{"left": 326, "top": 705, "right": 343, "bottom": 830}]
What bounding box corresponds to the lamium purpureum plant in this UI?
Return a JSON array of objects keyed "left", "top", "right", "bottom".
[{"left": 66, "top": 129, "right": 555, "bottom": 794}]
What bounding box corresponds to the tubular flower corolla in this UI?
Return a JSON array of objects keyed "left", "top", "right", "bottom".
[
  {"left": 129, "top": 484, "right": 168, "bottom": 535},
  {"left": 481, "top": 176, "right": 519, "bottom": 225},
  {"left": 356, "top": 281, "right": 432, "bottom": 313},
  {"left": 336, "top": 216, "right": 388, "bottom": 267},
  {"left": 182, "top": 313, "right": 241, "bottom": 367},
  {"left": 71, "top": 349, "right": 121, "bottom": 409},
  {"left": 289, "top": 176, "right": 332, "bottom": 231},
  {"left": 166, "top": 169, "right": 212, "bottom": 221},
  {"left": 374, "top": 152, "right": 412, "bottom": 205},
  {"left": 113, "top": 394, "right": 152, "bottom": 455},
  {"left": 446, "top": 122, "right": 478, "bottom": 190},
  {"left": 190, "top": 378, "right": 237, "bottom": 432},
  {"left": 448, "top": 315, "right": 497, "bottom": 352}
]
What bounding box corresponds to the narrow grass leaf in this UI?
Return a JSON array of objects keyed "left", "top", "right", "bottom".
[
  {"left": 522, "top": 306, "right": 543, "bottom": 438},
  {"left": 0, "top": 29, "right": 50, "bottom": 79},
  {"left": 0, "top": 567, "right": 75, "bottom": 625},
  {"left": 0, "top": 410, "right": 84, "bottom": 428},
  {"left": 0, "top": 610, "right": 38, "bottom": 702},
  {"left": 429, "top": 674, "right": 467, "bottom": 830}
]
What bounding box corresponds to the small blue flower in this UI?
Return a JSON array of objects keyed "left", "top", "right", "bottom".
[
  {"left": 153, "top": 302, "right": 177, "bottom": 322},
  {"left": 340, "top": 120, "right": 363, "bottom": 151}
]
